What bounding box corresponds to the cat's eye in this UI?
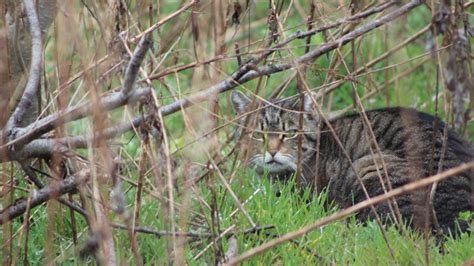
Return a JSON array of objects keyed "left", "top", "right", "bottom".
[
  {"left": 252, "top": 131, "right": 265, "bottom": 140},
  {"left": 284, "top": 129, "right": 298, "bottom": 139}
]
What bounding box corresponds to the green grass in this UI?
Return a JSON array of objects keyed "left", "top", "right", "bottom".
[
  {"left": 193, "top": 171, "right": 474, "bottom": 265},
  {"left": 6, "top": 167, "right": 472, "bottom": 264}
]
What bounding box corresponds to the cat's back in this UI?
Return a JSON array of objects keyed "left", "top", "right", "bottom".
[
  {"left": 319, "top": 107, "right": 473, "bottom": 233},
  {"left": 326, "top": 107, "right": 473, "bottom": 164}
]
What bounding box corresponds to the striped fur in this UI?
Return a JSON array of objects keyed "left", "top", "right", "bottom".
[{"left": 232, "top": 91, "right": 474, "bottom": 235}]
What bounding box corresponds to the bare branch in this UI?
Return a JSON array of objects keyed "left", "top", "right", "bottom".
[
  {"left": 220, "top": 236, "right": 238, "bottom": 265},
  {"left": 3, "top": 138, "right": 69, "bottom": 162},
  {"left": 140, "top": 1, "right": 396, "bottom": 85},
  {"left": 1, "top": 36, "right": 152, "bottom": 152},
  {"left": 0, "top": 170, "right": 90, "bottom": 224},
  {"left": 4, "top": 87, "right": 152, "bottom": 149},
  {"left": 6, "top": 0, "right": 43, "bottom": 131},
  {"left": 111, "top": 223, "right": 212, "bottom": 239},
  {"left": 122, "top": 35, "right": 152, "bottom": 96}
]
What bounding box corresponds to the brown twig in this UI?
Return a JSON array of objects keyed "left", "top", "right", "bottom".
[
  {"left": 155, "top": 0, "right": 424, "bottom": 118},
  {"left": 129, "top": 0, "right": 198, "bottom": 43}
]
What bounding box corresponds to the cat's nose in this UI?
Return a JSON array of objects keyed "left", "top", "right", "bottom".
[{"left": 269, "top": 151, "right": 277, "bottom": 157}]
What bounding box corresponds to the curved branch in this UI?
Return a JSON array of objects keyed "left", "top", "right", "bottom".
[
  {"left": 4, "top": 87, "right": 152, "bottom": 148},
  {"left": 0, "top": 170, "right": 90, "bottom": 224},
  {"left": 122, "top": 34, "right": 152, "bottom": 96},
  {"left": 6, "top": 0, "right": 43, "bottom": 130},
  {"left": 3, "top": 36, "right": 152, "bottom": 149},
  {"left": 0, "top": 36, "right": 152, "bottom": 150}
]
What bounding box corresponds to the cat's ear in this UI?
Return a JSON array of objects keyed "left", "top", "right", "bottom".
[
  {"left": 231, "top": 91, "right": 250, "bottom": 113},
  {"left": 303, "top": 92, "right": 320, "bottom": 122},
  {"left": 303, "top": 92, "right": 316, "bottom": 113},
  {"left": 286, "top": 92, "right": 317, "bottom": 112}
]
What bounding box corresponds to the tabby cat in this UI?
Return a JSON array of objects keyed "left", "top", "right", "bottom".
[{"left": 231, "top": 91, "right": 474, "bottom": 235}]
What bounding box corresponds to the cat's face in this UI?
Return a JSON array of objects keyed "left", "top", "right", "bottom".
[{"left": 231, "top": 91, "right": 318, "bottom": 179}]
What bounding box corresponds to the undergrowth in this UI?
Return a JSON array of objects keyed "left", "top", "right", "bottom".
[{"left": 5, "top": 168, "right": 473, "bottom": 264}]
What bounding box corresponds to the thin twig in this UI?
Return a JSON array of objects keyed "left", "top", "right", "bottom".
[
  {"left": 129, "top": 0, "right": 198, "bottom": 43},
  {"left": 155, "top": 0, "right": 425, "bottom": 118}
]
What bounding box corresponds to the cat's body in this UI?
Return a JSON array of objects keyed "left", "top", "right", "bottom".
[{"left": 232, "top": 91, "right": 474, "bottom": 235}]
